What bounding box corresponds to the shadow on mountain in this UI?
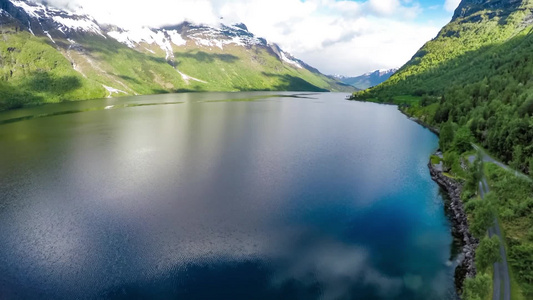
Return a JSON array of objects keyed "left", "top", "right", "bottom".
[
  {"left": 79, "top": 38, "right": 169, "bottom": 65},
  {"left": 118, "top": 75, "right": 142, "bottom": 85},
  {"left": 150, "top": 89, "right": 170, "bottom": 94},
  {"left": 0, "top": 82, "right": 40, "bottom": 110},
  {"left": 26, "top": 71, "right": 81, "bottom": 94},
  {"left": 175, "top": 51, "right": 239, "bottom": 63},
  {"left": 0, "top": 72, "right": 82, "bottom": 111},
  {"left": 260, "top": 73, "right": 329, "bottom": 92}
]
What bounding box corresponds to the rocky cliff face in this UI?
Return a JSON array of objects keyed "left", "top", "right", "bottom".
[{"left": 453, "top": 0, "right": 524, "bottom": 19}]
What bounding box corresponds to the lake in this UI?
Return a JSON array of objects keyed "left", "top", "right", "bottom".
[{"left": 0, "top": 92, "right": 457, "bottom": 299}]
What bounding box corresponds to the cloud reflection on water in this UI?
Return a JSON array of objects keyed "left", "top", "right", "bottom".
[{"left": 0, "top": 92, "right": 455, "bottom": 299}]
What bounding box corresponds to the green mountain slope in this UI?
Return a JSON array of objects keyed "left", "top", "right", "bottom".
[
  {"left": 0, "top": 27, "right": 106, "bottom": 109},
  {"left": 0, "top": 0, "right": 352, "bottom": 111},
  {"left": 354, "top": 0, "right": 533, "bottom": 174}
]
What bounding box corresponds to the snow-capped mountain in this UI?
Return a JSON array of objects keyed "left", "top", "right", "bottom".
[
  {"left": 3, "top": 0, "right": 104, "bottom": 37},
  {"left": 0, "top": 0, "right": 354, "bottom": 109},
  {"left": 0, "top": 0, "right": 310, "bottom": 74},
  {"left": 333, "top": 68, "right": 398, "bottom": 90},
  {"left": 104, "top": 22, "right": 306, "bottom": 70},
  {"left": 0, "top": 0, "right": 353, "bottom": 110}
]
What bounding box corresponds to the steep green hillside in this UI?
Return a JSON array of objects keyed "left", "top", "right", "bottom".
[
  {"left": 0, "top": 31, "right": 349, "bottom": 111},
  {"left": 66, "top": 35, "right": 187, "bottom": 96},
  {"left": 169, "top": 46, "right": 340, "bottom": 92},
  {"left": 352, "top": 0, "right": 533, "bottom": 297},
  {"left": 354, "top": 0, "right": 533, "bottom": 174},
  {"left": 0, "top": 28, "right": 106, "bottom": 110},
  {"left": 71, "top": 36, "right": 349, "bottom": 96}
]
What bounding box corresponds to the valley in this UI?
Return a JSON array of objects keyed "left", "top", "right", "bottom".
[{"left": 1, "top": 0, "right": 532, "bottom": 299}]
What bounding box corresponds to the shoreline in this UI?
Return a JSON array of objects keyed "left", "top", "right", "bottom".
[
  {"left": 394, "top": 102, "right": 478, "bottom": 295},
  {"left": 349, "top": 99, "right": 477, "bottom": 296},
  {"left": 428, "top": 161, "right": 478, "bottom": 295},
  {"left": 399, "top": 104, "right": 478, "bottom": 296},
  {"left": 397, "top": 108, "right": 440, "bottom": 135}
]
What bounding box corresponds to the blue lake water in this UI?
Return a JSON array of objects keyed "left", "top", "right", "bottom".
[{"left": 0, "top": 92, "right": 457, "bottom": 299}]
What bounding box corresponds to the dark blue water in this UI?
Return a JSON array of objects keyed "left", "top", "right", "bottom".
[{"left": 0, "top": 92, "right": 457, "bottom": 299}]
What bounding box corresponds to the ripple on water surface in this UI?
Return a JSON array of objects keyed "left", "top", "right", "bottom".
[{"left": 0, "top": 92, "right": 457, "bottom": 299}]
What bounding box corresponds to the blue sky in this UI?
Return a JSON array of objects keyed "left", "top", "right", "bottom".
[{"left": 36, "top": 0, "right": 462, "bottom": 76}]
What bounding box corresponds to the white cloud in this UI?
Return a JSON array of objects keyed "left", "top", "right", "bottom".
[
  {"left": 368, "top": 0, "right": 401, "bottom": 15},
  {"left": 444, "top": 0, "right": 461, "bottom": 12},
  {"left": 295, "top": 18, "right": 441, "bottom": 76},
  {"left": 33, "top": 0, "right": 451, "bottom": 76}
]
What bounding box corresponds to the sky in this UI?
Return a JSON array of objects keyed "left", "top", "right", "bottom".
[{"left": 35, "top": 0, "right": 462, "bottom": 76}]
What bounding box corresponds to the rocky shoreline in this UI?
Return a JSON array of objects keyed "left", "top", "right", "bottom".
[
  {"left": 428, "top": 161, "right": 478, "bottom": 295},
  {"left": 351, "top": 101, "right": 478, "bottom": 295},
  {"left": 398, "top": 108, "right": 440, "bottom": 135},
  {"left": 396, "top": 104, "right": 477, "bottom": 294}
]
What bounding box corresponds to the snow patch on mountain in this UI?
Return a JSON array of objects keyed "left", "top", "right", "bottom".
[
  {"left": 360, "top": 68, "right": 398, "bottom": 77},
  {"left": 152, "top": 31, "right": 174, "bottom": 60},
  {"left": 27, "top": 21, "right": 35, "bottom": 35},
  {"left": 184, "top": 24, "right": 265, "bottom": 50},
  {"left": 4, "top": 1, "right": 316, "bottom": 76},
  {"left": 51, "top": 15, "right": 104, "bottom": 37},
  {"left": 108, "top": 27, "right": 186, "bottom": 59},
  {"left": 107, "top": 31, "right": 134, "bottom": 48},
  {"left": 332, "top": 68, "right": 398, "bottom": 89},
  {"left": 268, "top": 43, "right": 304, "bottom": 69},
  {"left": 280, "top": 51, "right": 302, "bottom": 69},
  {"left": 107, "top": 27, "right": 155, "bottom": 46},
  {"left": 177, "top": 70, "right": 207, "bottom": 84},
  {"left": 10, "top": 0, "right": 42, "bottom": 18},
  {"left": 166, "top": 30, "right": 186, "bottom": 46},
  {"left": 10, "top": 0, "right": 105, "bottom": 36},
  {"left": 102, "top": 85, "right": 127, "bottom": 98},
  {"left": 107, "top": 23, "right": 267, "bottom": 54},
  {"left": 44, "top": 31, "right": 55, "bottom": 43}
]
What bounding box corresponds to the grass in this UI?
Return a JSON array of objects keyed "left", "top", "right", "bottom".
[
  {"left": 485, "top": 265, "right": 493, "bottom": 300},
  {"left": 0, "top": 29, "right": 106, "bottom": 110},
  {"left": 435, "top": 146, "right": 531, "bottom": 299},
  {"left": 484, "top": 163, "right": 532, "bottom": 298},
  {"left": 495, "top": 214, "right": 527, "bottom": 300}
]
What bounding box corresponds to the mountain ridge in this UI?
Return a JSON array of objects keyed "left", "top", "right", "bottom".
[
  {"left": 333, "top": 68, "right": 397, "bottom": 90},
  {"left": 0, "top": 0, "right": 353, "bottom": 110}
]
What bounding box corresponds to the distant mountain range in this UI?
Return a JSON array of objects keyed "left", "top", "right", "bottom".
[
  {"left": 332, "top": 69, "right": 397, "bottom": 90},
  {"left": 0, "top": 0, "right": 353, "bottom": 110}
]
